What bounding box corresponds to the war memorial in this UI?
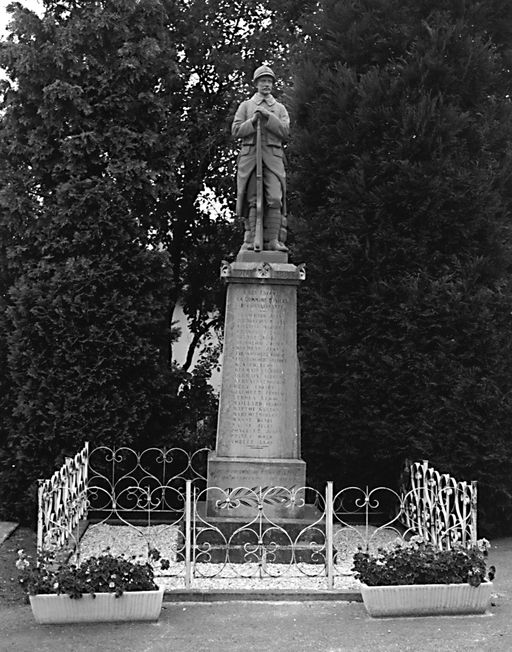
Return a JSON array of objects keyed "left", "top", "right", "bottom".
[
  {"left": 205, "top": 65, "right": 308, "bottom": 520},
  {"left": 30, "top": 65, "right": 482, "bottom": 606}
]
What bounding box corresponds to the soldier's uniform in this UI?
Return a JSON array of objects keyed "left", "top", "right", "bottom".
[{"left": 232, "top": 66, "right": 289, "bottom": 252}]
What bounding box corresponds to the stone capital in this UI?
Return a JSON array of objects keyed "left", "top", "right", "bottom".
[{"left": 220, "top": 259, "right": 305, "bottom": 285}]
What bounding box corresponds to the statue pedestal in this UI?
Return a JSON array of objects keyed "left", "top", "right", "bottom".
[{"left": 206, "top": 253, "right": 306, "bottom": 519}]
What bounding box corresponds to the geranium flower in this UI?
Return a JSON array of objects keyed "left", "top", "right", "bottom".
[{"left": 477, "top": 538, "right": 491, "bottom": 553}]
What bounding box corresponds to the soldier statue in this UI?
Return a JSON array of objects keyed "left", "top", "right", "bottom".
[{"left": 232, "top": 65, "right": 290, "bottom": 253}]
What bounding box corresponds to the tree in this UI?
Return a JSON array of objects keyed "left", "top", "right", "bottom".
[
  {"left": 0, "top": 0, "right": 187, "bottom": 520},
  {"left": 0, "top": 0, "right": 308, "bottom": 521},
  {"left": 289, "top": 0, "right": 512, "bottom": 534}
]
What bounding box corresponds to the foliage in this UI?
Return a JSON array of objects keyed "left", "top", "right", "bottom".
[
  {"left": 352, "top": 538, "right": 494, "bottom": 587},
  {"left": 0, "top": 0, "right": 182, "bottom": 522},
  {"left": 0, "top": 0, "right": 309, "bottom": 523},
  {"left": 289, "top": 0, "right": 512, "bottom": 533},
  {"left": 16, "top": 548, "right": 167, "bottom": 599}
]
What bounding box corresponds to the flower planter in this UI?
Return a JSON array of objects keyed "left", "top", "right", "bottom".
[
  {"left": 361, "top": 582, "right": 493, "bottom": 617},
  {"left": 29, "top": 589, "right": 164, "bottom": 624}
]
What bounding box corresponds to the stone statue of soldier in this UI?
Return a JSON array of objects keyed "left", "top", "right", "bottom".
[{"left": 232, "top": 65, "right": 289, "bottom": 253}]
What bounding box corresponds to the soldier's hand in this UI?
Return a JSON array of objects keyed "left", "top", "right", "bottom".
[{"left": 252, "top": 107, "right": 270, "bottom": 124}]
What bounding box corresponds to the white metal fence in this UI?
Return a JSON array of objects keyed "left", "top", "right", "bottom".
[
  {"left": 36, "top": 445, "right": 478, "bottom": 589},
  {"left": 37, "top": 442, "right": 89, "bottom": 553},
  {"left": 400, "top": 459, "right": 477, "bottom": 549}
]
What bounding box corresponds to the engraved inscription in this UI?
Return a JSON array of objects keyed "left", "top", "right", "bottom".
[
  {"left": 215, "top": 467, "right": 300, "bottom": 488},
  {"left": 219, "top": 284, "right": 296, "bottom": 455}
]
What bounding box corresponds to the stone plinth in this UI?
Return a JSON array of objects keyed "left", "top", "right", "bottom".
[
  {"left": 206, "top": 456, "right": 306, "bottom": 519},
  {"left": 206, "top": 255, "right": 306, "bottom": 518}
]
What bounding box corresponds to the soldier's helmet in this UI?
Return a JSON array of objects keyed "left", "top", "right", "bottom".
[{"left": 253, "top": 65, "right": 276, "bottom": 83}]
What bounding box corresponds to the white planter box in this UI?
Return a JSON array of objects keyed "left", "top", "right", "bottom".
[
  {"left": 29, "top": 589, "right": 164, "bottom": 624},
  {"left": 361, "top": 582, "right": 493, "bottom": 617}
]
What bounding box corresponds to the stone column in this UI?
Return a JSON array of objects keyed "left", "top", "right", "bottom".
[{"left": 207, "top": 252, "right": 306, "bottom": 518}]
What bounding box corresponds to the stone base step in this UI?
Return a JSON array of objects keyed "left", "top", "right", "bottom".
[
  {"left": 194, "top": 544, "right": 328, "bottom": 564},
  {"left": 194, "top": 524, "right": 325, "bottom": 546}
]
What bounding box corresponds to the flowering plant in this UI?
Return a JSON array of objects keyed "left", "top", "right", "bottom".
[
  {"left": 16, "top": 548, "right": 167, "bottom": 599},
  {"left": 352, "top": 537, "right": 495, "bottom": 587}
]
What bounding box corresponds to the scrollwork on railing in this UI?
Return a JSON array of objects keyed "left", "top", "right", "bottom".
[
  {"left": 331, "top": 486, "right": 407, "bottom": 577},
  {"left": 214, "top": 485, "right": 301, "bottom": 511},
  {"left": 192, "top": 485, "right": 328, "bottom": 582},
  {"left": 87, "top": 445, "right": 210, "bottom": 516}
]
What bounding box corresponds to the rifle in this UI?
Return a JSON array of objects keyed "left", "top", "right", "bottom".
[{"left": 254, "top": 114, "right": 263, "bottom": 252}]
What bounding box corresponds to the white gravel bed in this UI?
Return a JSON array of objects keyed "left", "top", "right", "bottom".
[
  {"left": 75, "top": 522, "right": 403, "bottom": 592},
  {"left": 74, "top": 523, "right": 180, "bottom": 562},
  {"left": 157, "top": 571, "right": 361, "bottom": 592}
]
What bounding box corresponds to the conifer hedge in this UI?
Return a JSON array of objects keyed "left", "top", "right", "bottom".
[{"left": 290, "top": 0, "right": 512, "bottom": 534}]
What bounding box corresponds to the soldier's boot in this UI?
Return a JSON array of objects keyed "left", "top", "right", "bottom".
[
  {"left": 264, "top": 208, "right": 288, "bottom": 252},
  {"left": 240, "top": 208, "right": 257, "bottom": 251}
]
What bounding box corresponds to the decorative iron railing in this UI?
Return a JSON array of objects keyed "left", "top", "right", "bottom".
[
  {"left": 399, "top": 459, "right": 477, "bottom": 549},
  {"left": 37, "top": 446, "right": 480, "bottom": 589},
  {"left": 189, "top": 483, "right": 416, "bottom": 590},
  {"left": 66, "top": 481, "right": 410, "bottom": 590},
  {"left": 87, "top": 445, "right": 210, "bottom": 519},
  {"left": 68, "top": 481, "right": 479, "bottom": 591},
  {"left": 37, "top": 442, "right": 89, "bottom": 554}
]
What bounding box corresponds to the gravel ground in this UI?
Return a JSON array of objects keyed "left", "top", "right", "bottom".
[
  {"left": 74, "top": 523, "right": 403, "bottom": 592},
  {"left": 73, "top": 523, "right": 180, "bottom": 562}
]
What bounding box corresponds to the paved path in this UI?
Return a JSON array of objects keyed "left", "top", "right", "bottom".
[
  {"left": 0, "top": 522, "right": 17, "bottom": 546},
  {"left": 0, "top": 532, "right": 511, "bottom": 652},
  {"left": 1, "top": 595, "right": 510, "bottom": 652}
]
